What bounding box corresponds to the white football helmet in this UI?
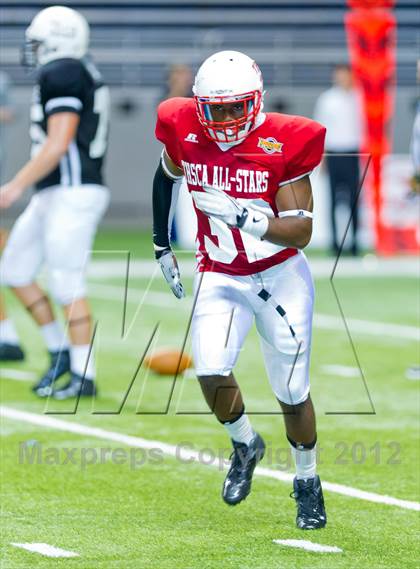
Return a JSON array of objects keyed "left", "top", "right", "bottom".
[
  {"left": 193, "top": 50, "right": 263, "bottom": 143},
  {"left": 22, "top": 6, "right": 89, "bottom": 68}
]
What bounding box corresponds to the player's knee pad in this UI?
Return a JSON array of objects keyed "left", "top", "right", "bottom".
[
  {"left": 48, "top": 268, "right": 86, "bottom": 305},
  {"left": 192, "top": 317, "right": 236, "bottom": 377},
  {"left": 0, "top": 255, "right": 35, "bottom": 287},
  {"left": 194, "top": 307, "right": 249, "bottom": 371},
  {"left": 266, "top": 351, "right": 310, "bottom": 406},
  {"left": 276, "top": 384, "right": 310, "bottom": 406},
  {"left": 195, "top": 364, "right": 233, "bottom": 377},
  {"left": 272, "top": 382, "right": 310, "bottom": 406},
  {"left": 192, "top": 334, "right": 237, "bottom": 377}
]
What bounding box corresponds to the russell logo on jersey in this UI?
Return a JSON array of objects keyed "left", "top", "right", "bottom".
[{"left": 184, "top": 133, "right": 199, "bottom": 143}]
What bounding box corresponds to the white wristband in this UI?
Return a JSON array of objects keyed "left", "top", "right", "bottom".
[
  {"left": 278, "top": 209, "right": 313, "bottom": 219},
  {"left": 240, "top": 208, "right": 269, "bottom": 239},
  {"left": 161, "top": 150, "right": 184, "bottom": 181}
]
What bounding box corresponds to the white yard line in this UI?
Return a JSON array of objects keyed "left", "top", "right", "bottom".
[
  {"left": 1, "top": 405, "right": 419, "bottom": 513},
  {"left": 10, "top": 543, "right": 79, "bottom": 558},
  {"left": 89, "top": 283, "right": 420, "bottom": 341},
  {"left": 273, "top": 539, "right": 342, "bottom": 553},
  {"left": 314, "top": 314, "right": 419, "bottom": 341},
  {"left": 321, "top": 365, "right": 361, "bottom": 378},
  {"left": 0, "top": 369, "right": 37, "bottom": 382},
  {"left": 89, "top": 283, "right": 175, "bottom": 308},
  {"left": 88, "top": 257, "right": 419, "bottom": 279}
]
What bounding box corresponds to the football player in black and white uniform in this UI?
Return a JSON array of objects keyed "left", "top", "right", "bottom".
[{"left": 0, "top": 6, "right": 110, "bottom": 399}]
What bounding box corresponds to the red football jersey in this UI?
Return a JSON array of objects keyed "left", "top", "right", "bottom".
[{"left": 156, "top": 97, "right": 326, "bottom": 276}]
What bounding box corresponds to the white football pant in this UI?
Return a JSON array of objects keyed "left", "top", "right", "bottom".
[
  {"left": 0, "top": 185, "right": 109, "bottom": 305},
  {"left": 191, "top": 252, "right": 314, "bottom": 405}
]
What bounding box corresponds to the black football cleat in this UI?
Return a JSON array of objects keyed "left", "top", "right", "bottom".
[
  {"left": 222, "top": 433, "right": 265, "bottom": 506},
  {"left": 32, "top": 349, "right": 71, "bottom": 397},
  {"left": 53, "top": 373, "right": 97, "bottom": 400},
  {"left": 291, "top": 475, "right": 327, "bottom": 530},
  {"left": 0, "top": 343, "right": 25, "bottom": 361}
]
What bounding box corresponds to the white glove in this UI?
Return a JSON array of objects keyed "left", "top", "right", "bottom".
[
  {"left": 192, "top": 185, "right": 269, "bottom": 239},
  {"left": 155, "top": 247, "right": 185, "bottom": 299}
]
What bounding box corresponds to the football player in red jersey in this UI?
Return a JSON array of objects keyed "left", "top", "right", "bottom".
[{"left": 153, "top": 51, "right": 327, "bottom": 529}]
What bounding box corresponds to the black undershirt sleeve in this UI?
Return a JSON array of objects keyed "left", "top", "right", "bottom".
[{"left": 152, "top": 161, "right": 176, "bottom": 251}]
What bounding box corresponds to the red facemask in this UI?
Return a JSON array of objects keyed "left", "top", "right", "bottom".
[{"left": 194, "top": 90, "right": 262, "bottom": 143}]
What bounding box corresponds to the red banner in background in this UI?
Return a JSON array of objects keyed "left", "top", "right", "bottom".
[
  {"left": 345, "top": 0, "right": 410, "bottom": 255},
  {"left": 347, "top": 0, "right": 395, "bottom": 8}
]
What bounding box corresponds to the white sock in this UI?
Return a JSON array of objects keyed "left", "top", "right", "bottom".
[
  {"left": 70, "top": 344, "right": 95, "bottom": 380},
  {"left": 290, "top": 443, "right": 317, "bottom": 480},
  {"left": 41, "top": 321, "right": 68, "bottom": 353},
  {"left": 223, "top": 413, "right": 255, "bottom": 445},
  {"left": 0, "top": 319, "right": 20, "bottom": 345}
]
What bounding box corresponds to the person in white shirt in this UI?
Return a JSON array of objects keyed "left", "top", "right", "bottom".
[
  {"left": 405, "top": 60, "right": 420, "bottom": 382},
  {"left": 409, "top": 60, "right": 420, "bottom": 195},
  {"left": 314, "top": 64, "right": 363, "bottom": 256}
]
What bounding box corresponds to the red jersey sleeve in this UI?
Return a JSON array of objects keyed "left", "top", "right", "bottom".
[
  {"left": 155, "top": 98, "right": 185, "bottom": 168},
  {"left": 278, "top": 117, "right": 326, "bottom": 186}
]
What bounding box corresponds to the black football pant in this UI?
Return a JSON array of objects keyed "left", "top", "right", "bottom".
[{"left": 326, "top": 151, "right": 360, "bottom": 255}]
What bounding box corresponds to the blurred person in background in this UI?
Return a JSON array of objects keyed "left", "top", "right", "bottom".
[
  {"left": 405, "top": 59, "right": 420, "bottom": 382},
  {"left": 0, "top": 70, "right": 26, "bottom": 361},
  {"left": 314, "top": 63, "right": 363, "bottom": 256},
  {"left": 165, "top": 63, "right": 193, "bottom": 99},
  {"left": 409, "top": 59, "right": 420, "bottom": 196},
  {"left": 161, "top": 64, "right": 194, "bottom": 246},
  {"left": 0, "top": 69, "right": 15, "bottom": 176},
  {"left": 0, "top": 6, "right": 110, "bottom": 399}
]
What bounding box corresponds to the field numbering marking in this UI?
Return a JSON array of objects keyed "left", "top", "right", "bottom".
[
  {"left": 11, "top": 543, "right": 79, "bottom": 558},
  {"left": 273, "top": 539, "right": 342, "bottom": 553}
]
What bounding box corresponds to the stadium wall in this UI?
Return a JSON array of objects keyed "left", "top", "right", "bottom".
[{"left": 1, "top": 86, "right": 417, "bottom": 236}]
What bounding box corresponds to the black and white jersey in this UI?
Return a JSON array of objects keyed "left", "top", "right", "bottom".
[{"left": 30, "top": 57, "right": 110, "bottom": 191}]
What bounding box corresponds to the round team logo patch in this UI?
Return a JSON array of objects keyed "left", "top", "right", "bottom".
[{"left": 257, "top": 137, "right": 284, "bottom": 154}]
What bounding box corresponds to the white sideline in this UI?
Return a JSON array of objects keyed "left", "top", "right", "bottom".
[
  {"left": 89, "top": 283, "right": 420, "bottom": 341},
  {"left": 273, "top": 539, "right": 342, "bottom": 553},
  {"left": 2, "top": 405, "right": 419, "bottom": 513},
  {"left": 10, "top": 543, "right": 79, "bottom": 558}
]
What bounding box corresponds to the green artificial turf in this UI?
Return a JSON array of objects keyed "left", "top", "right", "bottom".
[{"left": 1, "top": 229, "right": 418, "bottom": 568}]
